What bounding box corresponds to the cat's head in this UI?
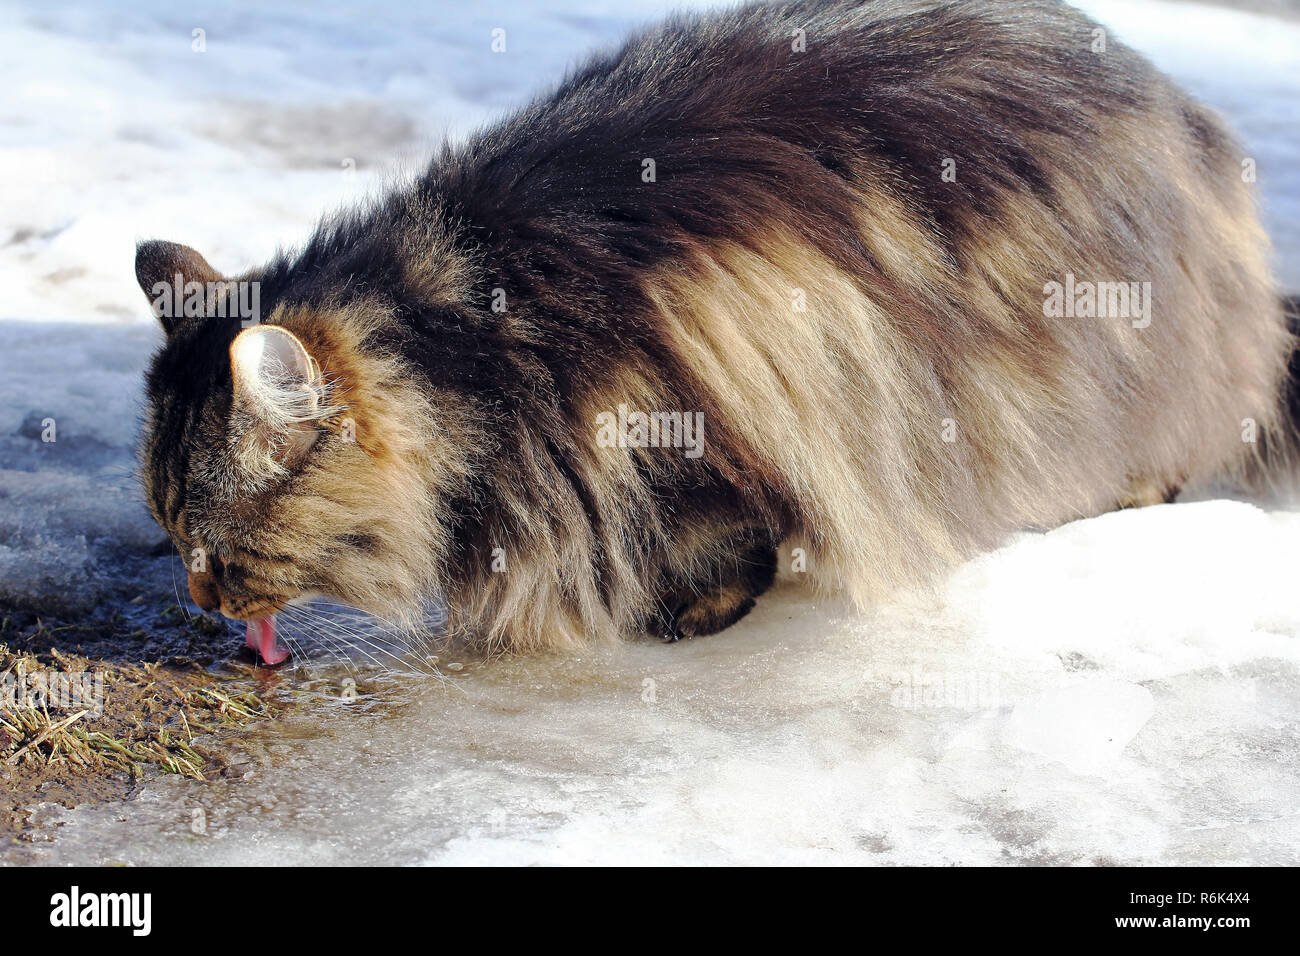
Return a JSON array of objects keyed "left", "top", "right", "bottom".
[{"left": 134, "top": 240, "right": 470, "bottom": 637}]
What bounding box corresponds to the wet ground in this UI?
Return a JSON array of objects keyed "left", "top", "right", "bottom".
[{"left": 6, "top": 498, "right": 1300, "bottom": 866}]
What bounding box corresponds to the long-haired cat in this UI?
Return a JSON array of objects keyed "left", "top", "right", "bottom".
[{"left": 135, "top": 0, "right": 1298, "bottom": 662}]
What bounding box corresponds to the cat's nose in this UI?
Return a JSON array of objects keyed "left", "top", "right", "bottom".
[{"left": 187, "top": 570, "right": 221, "bottom": 612}]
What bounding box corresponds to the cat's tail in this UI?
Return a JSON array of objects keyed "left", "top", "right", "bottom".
[
  {"left": 1256, "top": 293, "right": 1300, "bottom": 491},
  {"left": 1283, "top": 294, "right": 1300, "bottom": 440}
]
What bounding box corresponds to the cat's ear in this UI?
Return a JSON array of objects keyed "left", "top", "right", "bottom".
[
  {"left": 229, "top": 325, "right": 326, "bottom": 470},
  {"left": 134, "top": 240, "right": 223, "bottom": 335}
]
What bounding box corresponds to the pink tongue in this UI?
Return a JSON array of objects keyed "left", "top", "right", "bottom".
[{"left": 245, "top": 616, "right": 290, "bottom": 665}]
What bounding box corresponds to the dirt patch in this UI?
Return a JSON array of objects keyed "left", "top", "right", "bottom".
[
  {"left": 0, "top": 608, "right": 286, "bottom": 844},
  {"left": 0, "top": 598, "right": 432, "bottom": 853}
]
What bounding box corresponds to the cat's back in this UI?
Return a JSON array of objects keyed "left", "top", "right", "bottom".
[
  {"left": 413, "top": 0, "right": 1287, "bottom": 611},
  {"left": 451, "top": 0, "right": 1173, "bottom": 198}
]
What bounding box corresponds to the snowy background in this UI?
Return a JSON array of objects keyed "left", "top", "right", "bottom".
[{"left": 2, "top": 0, "right": 1299, "bottom": 864}]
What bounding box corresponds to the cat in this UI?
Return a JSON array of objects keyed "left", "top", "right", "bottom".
[{"left": 135, "top": 0, "right": 1297, "bottom": 661}]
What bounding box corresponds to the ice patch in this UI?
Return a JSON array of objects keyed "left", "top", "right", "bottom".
[{"left": 1003, "top": 680, "right": 1156, "bottom": 775}]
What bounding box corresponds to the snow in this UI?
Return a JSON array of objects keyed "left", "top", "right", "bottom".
[{"left": 2, "top": 0, "right": 1299, "bottom": 864}]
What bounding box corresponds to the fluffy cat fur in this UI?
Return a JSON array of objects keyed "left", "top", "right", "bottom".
[{"left": 136, "top": 0, "right": 1298, "bottom": 654}]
